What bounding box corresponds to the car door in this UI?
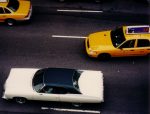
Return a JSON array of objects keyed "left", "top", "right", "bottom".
[
  {"left": 134, "top": 39, "right": 150, "bottom": 56},
  {"left": 58, "top": 87, "right": 94, "bottom": 103},
  {"left": 32, "top": 85, "right": 59, "bottom": 102},
  {"left": 3, "top": 7, "right": 12, "bottom": 19},
  {"left": 114, "top": 39, "right": 136, "bottom": 57},
  {"left": 56, "top": 87, "right": 82, "bottom": 102},
  {"left": 0, "top": 7, "right": 5, "bottom": 22}
]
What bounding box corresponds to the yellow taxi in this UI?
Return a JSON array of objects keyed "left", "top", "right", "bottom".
[
  {"left": 0, "top": 0, "right": 32, "bottom": 26},
  {"left": 85, "top": 25, "right": 150, "bottom": 59}
]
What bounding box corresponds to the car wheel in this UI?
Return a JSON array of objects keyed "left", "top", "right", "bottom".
[
  {"left": 95, "top": 0, "right": 101, "bottom": 3},
  {"left": 14, "top": 97, "right": 26, "bottom": 104},
  {"left": 5, "top": 19, "right": 15, "bottom": 26},
  {"left": 98, "top": 53, "right": 111, "bottom": 60},
  {"left": 147, "top": 53, "right": 150, "bottom": 57},
  {"left": 59, "top": 0, "right": 65, "bottom": 2},
  {"left": 72, "top": 103, "right": 82, "bottom": 107}
]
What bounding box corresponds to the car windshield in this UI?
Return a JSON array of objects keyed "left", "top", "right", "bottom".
[
  {"left": 110, "top": 27, "right": 126, "bottom": 47},
  {"left": 33, "top": 69, "right": 45, "bottom": 92},
  {"left": 7, "top": 0, "right": 19, "bottom": 12},
  {"left": 73, "top": 70, "right": 81, "bottom": 92}
]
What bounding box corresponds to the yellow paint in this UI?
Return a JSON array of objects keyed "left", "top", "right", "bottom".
[{"left": 0, "top": 0, "right": 32, "bottom": 22}]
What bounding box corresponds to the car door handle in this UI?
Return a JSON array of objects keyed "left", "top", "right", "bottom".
[
  {"left": 130, "top": 50, "right": 134, "bottom": 51},
  {"left": 39, "top": 93, "right": 43, "bottom": 95},
  {"left": 147, "top": 49, "right": 150, "bottom": 50}
]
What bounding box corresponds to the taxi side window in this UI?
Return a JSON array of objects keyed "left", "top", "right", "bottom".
[
  {"left": 120, "top": 40, "right": 135, "bottom": 48},
  {"left": 0, "top": 7, "right": 4, "bottom": 14},
  {"left": 4, "top": 8, "right": 11, "bottom": 14},
  {"left": 137, "top": 39, "right": 150, "bottom": 47}
]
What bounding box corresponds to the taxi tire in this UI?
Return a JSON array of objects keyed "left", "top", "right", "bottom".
[
  {"left": 5, "top": 19, "right": 15, "bottom": 26},
  {"left": 98, "top": 53, "right": 111, "bottom": 60}
]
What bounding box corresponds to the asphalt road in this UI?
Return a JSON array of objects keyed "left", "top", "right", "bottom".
[{"left": 0, "top": 1, "right": 149, "bottom": 114}]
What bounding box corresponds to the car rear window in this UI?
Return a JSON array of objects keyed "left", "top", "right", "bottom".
[{"left": 33, "top": 69, "right": 44, "bottom": 86}]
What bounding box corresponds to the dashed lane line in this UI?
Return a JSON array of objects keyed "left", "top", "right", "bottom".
[
  {"left": 52, "top": 35, "right": 87, "bottom": 39},
  {"left": 41, "top": 107, "right": 100, "bottom": 113},
  {"left": 57, "top": 9, "right": 103, "bottom": 13}
]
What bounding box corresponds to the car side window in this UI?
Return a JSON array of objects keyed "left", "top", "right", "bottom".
[
  {"left": 42, "top": 86, "right": 68, "bottom": 94},
  {"left": 137, "top": 39, "right": 150, "bottom": 47},
  {"left": 42, "top": 86, "right": 54, "bottom": 94},
  {"left": 0, "top": 7, "right": 4, "bottom": 14},
  {"left": 52, "top": 87, "right": 68, "bottom": 94},
  {"left": 120, "top": 40, "right": 135, "bottom": 48},
  {"left": 4, "top": 8, "right": 11, "bottom": 14},
  {"left": 67, "top": 88, "right": 80, "bottom": 94}
]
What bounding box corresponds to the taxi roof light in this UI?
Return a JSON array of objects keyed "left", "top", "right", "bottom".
[{"left": 126, "top": 25, "right": 150, "bottom": 34}]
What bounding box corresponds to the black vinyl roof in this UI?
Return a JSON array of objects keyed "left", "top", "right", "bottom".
[{"left": 43, "top": 68, "right": 76, "bottom": 88}]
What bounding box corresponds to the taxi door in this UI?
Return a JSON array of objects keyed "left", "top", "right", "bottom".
[
  {"left": 133, "top": 39, "right": 150, "bottom": 56},
  {"left": 3, "top": 7, "right": 13, "bottom": 19},
  {"left": 115, "top": 39, "right": 137, "bottom": 57}
]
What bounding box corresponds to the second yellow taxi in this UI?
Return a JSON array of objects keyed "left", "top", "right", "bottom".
[
  {"left": 85, "top": 25, "right": 150, "bottom": 59},
  {"left": 0, "top": 0, "right": 32, "bottom": 26}
]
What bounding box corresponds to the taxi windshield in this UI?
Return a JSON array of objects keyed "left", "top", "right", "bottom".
[
  {"left": 111, "top": 27, "right": 126, "bottom": 47},
  {"left": 7, "top": 0, "right": 19, "bottom": 12}
]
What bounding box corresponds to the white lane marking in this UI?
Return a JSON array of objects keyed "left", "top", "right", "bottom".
[
  {"left": 52, "top": 35, "right": 87, "bottom": 39},
  {"left": 41, "top": 107, "right": 49, "bottom": 110},
  {"left": 50, "top": 107, "right": 100, "bottom": 114},
  {"left": 57, "top": 9, "right": 103, "bottom": 13},
  {"left": 41, "top": 107, "right": 100, "bottom": 113}
]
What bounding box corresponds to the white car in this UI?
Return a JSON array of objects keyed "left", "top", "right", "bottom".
[{"left": 2, "top": 68, "right": 104, "bottom": 106}]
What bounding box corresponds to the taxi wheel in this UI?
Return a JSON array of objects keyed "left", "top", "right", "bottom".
[
  {"left": 14, "top": 97, "right": 27, "bottom": 104},
  {"left": 5, "top": 19, "right": 15, "bottom": 26},
  {"left": 98, "top": 53, "right": 111, "bottom": 60},
  {"left": 95, "top": 0, "right": 101, "bottom": 3}
]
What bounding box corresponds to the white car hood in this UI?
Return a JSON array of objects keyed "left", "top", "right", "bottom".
[
  {"left": 5, "top": 68, "right": 39, "bottom": 93},
  {"left": 78, "top": 70, "right": 104, "bottom": 101}
]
